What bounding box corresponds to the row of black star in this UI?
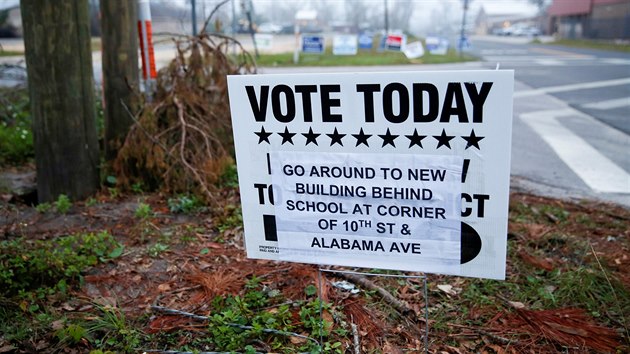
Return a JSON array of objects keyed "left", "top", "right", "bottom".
[{"left": 254, "top": 126, "right": 485, "bottom": 150}]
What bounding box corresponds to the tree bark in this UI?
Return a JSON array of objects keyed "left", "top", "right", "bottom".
[
  {"left": 100, "top": 0, "right": 139, "bottom": 162},
  {"left": 21, "top": 0, "right": 100, "bottom": 202}
]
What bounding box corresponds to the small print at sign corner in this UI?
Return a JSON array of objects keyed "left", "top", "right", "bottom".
[{"left": 227, "top": 70, "right": 514, "bottom": 280}]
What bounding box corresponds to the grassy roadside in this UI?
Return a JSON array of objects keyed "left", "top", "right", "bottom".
[
  {"left": 0, "top": 187, "right": 628, "bottom": 353},
  {"left": 256, "top": 47, "right": 477, "bottom": 67},
  {"left": 546, "top": 38, "right": 630, "bottom": 53},
  {"left": 0, "top": 38, "right": 102, "bottom": 56},
  {"left": 0, "top": 50, "right": 22, "bottom": 57}
]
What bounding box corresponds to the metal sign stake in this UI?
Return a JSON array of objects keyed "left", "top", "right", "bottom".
[{"left": 317, "top": 267, "right": 429, "bottom": 353}]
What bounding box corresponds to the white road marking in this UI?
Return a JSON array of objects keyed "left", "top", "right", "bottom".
[
  {"left": 582, "top": 97, "right": 630, "bottom": 110},
  {"left": 601, "top": 58, "right": 630, "bottom": 65},
  {"left": 483, "top": 55, "right": 591, "bottom": 62},
  {"left": 534, "top": 59, "right": 564, "bottom": 66},
  {"left": 521, "top": 108, "right": 630, "bottom": 194},
  {"left": 531, "top": 47, "right": 593, "bottom": 59},
  {"left": 515, "top": 77, "right": 630, "bottom": 97}
]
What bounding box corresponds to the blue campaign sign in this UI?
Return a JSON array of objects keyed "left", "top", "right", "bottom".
[
  {"left": 358, "top": 33, "right": 373, "bottom": 50},
  {"left": 302, "top": 35, "right": 325, "bottom": 54}
]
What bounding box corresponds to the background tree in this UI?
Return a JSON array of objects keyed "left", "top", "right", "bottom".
[
  {"left": 388, "top": 0, "right": 413, "bottom": 32},
  {"left": 344, "top": 0, "right": 369, "bottom": 30},
  {"left": 100, "top": 0, "right": 139, "bottom": 162},
  {"left": 21, "top": 0, "right": 100, "bottom": 202}
]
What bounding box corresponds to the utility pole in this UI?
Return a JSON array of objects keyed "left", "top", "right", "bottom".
[
  {"left": 231, "top": 0, "right": 237, "bottom": 34},
  {"left": 100, "top": 0, "right": 139, "bottom": 162},
  {"left": 20, "top": 0, "right": 100, "bottom": 202},
  {"left": 191, "top": 0, "right": 198, "bottom": 35},
  {"left": 459, "top": 0, "right": 470, "bottom": 55},
  {"left": 384, "top": 0, "right": 389, "bottom": 34},
  {"left": 242, "top": 0, "right": 258, "bottom": 58}
]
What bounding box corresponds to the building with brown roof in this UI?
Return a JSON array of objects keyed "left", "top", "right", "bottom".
[{"left": 548, "top": 0, "right": 630, "bottom": 39}]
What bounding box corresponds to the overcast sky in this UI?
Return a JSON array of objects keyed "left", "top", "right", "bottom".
[
  {"left": 245, "top": 0, "right": 538, "bottom": 34},
  {"left": 248, "top": 0, "right": 539, "bottom": 15}
]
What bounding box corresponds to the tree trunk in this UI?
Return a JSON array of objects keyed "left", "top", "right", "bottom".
[
  {"left": 20, "top": 0, "right": 100, "bottom": 202},
  {"left": 100, "top": 0, "right": 139, "bottom": 162}
]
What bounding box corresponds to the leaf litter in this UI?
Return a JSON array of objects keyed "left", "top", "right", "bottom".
[
  {"left": 0, "top": 6, "right": 628, "bottom": 349},
  {"left": 2, "top": 190, "right": 627, "bottom": 352}
]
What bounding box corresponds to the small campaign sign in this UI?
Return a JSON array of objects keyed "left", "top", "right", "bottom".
[
  {"left": 227, "top": 70, "right": 514, "bottom": 279},
  {"left": 426, "top": 36, "right": 449, "bottom": 55},
  {"left": 333, "top": 35, "right": 358, "bottom": 55},
  {"left": 385, "top": 34, "right": 405, "bottom": 51},
  {"left": 302, "top": 35, "right": 325, "bottom": 54},
  {"left": 358, "top": 32, "right": 374, "bottom": 50}
]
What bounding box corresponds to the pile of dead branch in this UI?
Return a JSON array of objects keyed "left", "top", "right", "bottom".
[{"left": 114, "top": 23, "right": 255, "bottom": 203}]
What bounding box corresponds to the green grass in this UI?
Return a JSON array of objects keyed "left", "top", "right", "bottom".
[
  {"left": 0, "top": 49, "right": 23, "bottom": 57},
  {"left": 548, "top": 38, "right": 630, "bottom": 53},
  {"left": 256, "top": 47, "right": 476, "bottom": 67},
  {"left": 0, "top": 88, "right": 33, "bottom": 166},
  {"left": 0, "top": 37, "right": 100, "bottom": 57}
]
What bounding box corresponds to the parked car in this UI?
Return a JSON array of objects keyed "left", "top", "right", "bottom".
[
  {"left": 514, "top": 26, "right": 541, "bottom": 37},
  {"left": 496, "top": 24, "right": 541, "bottom": 37},
  {"left": 257, "top": 22, "right": 283, "bottom": 34}
]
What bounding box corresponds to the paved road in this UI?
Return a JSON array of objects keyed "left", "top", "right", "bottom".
[
  {"left": 2, "top": 35, "right": 628, "bottom": 206},
  {"left": 262, "top": 36, "right": 630, "bottom": 207},
  {"left": 471, "top": 36, "right": 629, "bottom": 206}
]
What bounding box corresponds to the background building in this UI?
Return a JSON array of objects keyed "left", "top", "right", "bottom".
[{"left": 548, "top": 0, "right": 630, "bottom": 39}]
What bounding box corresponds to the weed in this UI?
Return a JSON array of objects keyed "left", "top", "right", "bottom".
[
  {"left": 178, "top": 225, "right": 202, "bottom": 244},
  {"left": 130, "top": 182, "right": 144, "bottom": 194},
  {"left": 56, "top": 323, "right": 88, "bottom": 345},
  {"left": 216, "top": 204, "right": 243, "bottom": 233},
  {"left": 207, "top": 293, "right": 298, "bottom": 351},
  {"left": 134, "top": 202, "right": 153, "bottom": 219},
  {"left": 0, "top": 301, "right": 33, "bottom": 342},
  {"left": 168, "top": 194, "right": 204, "bottom": 214},
  {"left": 321, "top": 341, "right": 343, "bottom": 353},
  {"left": 219, "top": 163, "right": 239, "bottom": 188},
  {"left": 552, "top": 267, "right": 629, "bottom": 322},
  {"left": 539, "top": 204, "right": 570, "bottom": 223},
  {"left": 304, "top": 284, "right": 318, "bottom": 297},
  {"left": 300, "top": 299, "right": 333, "bottom": 338},
  {"left": 0, "top": 88, "right": 33, "bottom": 166},
  {"left": 0, "top": 231, "right": 122, "bottom": 296},
  {"left": 55, "top": 194, "right": 72, "bottom": 214},
  {"left": 147, "top": 242, "right": 169, "bottom": 257},
  {"left": 36, "top": 202, "right": 52, "bottom": 213},
  {"left": 87, "top": 305, "right": 140, "bottom": 352},
  {"left": 86, "top": 197, "right": 98, "bottom": 207},
  {"left": 133, "top": 219, "right": 162, "bottom": 244},
  {"left": 108, "top": 187, "right": 119, "bottom": 199}
]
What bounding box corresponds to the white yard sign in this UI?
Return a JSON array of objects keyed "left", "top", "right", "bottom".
[
  {"left": 332, "top": 35, "right": 358, "bottom": 55},
  {"left": 227, "top": 71, "right": 514, "bottom": 279}
]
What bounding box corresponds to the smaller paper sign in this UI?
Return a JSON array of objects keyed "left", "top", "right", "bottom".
[
  {"left": 403, "top": 41, "right": 425, "bottom": 59},
  {"left": 302, "top": 35, "right": 325, "bottom": 54},
  {"left": 254, "top": 34, "right": 273, "bottom": 51},
  {"left": 270, "top": 151, "right": 462, "bottom": 274},
  {"left": 333, "top": 35, "right": 358, "bottom": 55}
]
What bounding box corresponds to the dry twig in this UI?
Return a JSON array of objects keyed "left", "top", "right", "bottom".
[
  {"left": 335, "top": 272, "right": 414, "bottom": 317},
  {"left": 114, "top": 3, "right": 255, "bottom": 201}
]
